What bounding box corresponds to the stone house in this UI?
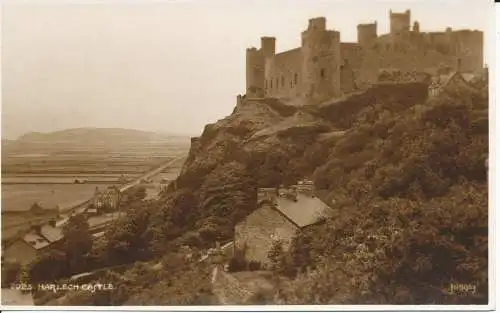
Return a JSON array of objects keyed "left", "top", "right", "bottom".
[
  {"left": 234, "top": 188, "right": 332, "bottom": 267},
  {"left": 428, "top": 71, "right": 474, "bottom": 97},
  {"left": 3, "top": 225, "right": 65, "bottom": 265},
  {"left": 93, "top": 186, "right": 121, "bottom": 211}
]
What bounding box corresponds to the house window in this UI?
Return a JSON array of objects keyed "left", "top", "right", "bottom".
[
  {"left": 281, "top": 76, "right": 285, "bottom": 87},
  {"left": 320, "top": 68, "right": 325, "bottom": 79}
]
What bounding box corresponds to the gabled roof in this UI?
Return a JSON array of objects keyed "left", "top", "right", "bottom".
[
  {"left": 436, "top": 71, "right": 471, "bottom": 87},
  {"left": 461, "top": 73, "right": 475, "bottom": 82},
  {"left": 274, "top": 193, "right": 332, "bottom": 228},
  {"left": 40, "top": 224, "right": 64, "bottom": 243},
  {"left": 22, "top": 233, "right": 51, "bottom": 250}
]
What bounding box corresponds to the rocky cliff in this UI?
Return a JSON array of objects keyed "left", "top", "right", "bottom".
[{"left": 175, "top": 83, "right": 429, "bottom": 197}]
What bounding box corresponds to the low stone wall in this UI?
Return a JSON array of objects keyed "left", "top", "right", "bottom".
[{"left": 211, "top": 266, "right": 253, "bottom": 304}]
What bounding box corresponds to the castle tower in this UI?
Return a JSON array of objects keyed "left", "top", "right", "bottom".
[
  {"left": 357, "top": 22, "right": 377, "bottom": 47},
  {"left": 454, "top": 30, "right": 484, "bottom": 72},
  {"left": 413, "top": 21, "right": 420, "bottom": 33},
  {"left": 245, "top": 47, "right": 265, "bottom": 97},
  {"left": 261, "top": 37, "right": 276, "bottom": 59},
  {"left": 301, "top": 17, "right": 341, "bottom": 104},
  {"left": 390, "top": 9, "right": 411, "bottom": 35}
]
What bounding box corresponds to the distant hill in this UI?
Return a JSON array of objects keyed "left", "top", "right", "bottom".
[{"left": 15, "top": 128, "right": 190, "bottom": 144}]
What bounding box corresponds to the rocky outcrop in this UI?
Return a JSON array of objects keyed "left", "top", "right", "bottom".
[
  {"left": 176, "top": 83, "right": 429, "bottom": 193},
  {"left": 164, "top": 83, "right": 432, "bottom": 244}
]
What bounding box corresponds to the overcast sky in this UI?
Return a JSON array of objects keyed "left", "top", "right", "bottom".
[{"left": 1, "top": 0, "right": 495, "bottom": 139}]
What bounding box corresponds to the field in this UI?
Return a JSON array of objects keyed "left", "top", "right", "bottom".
[
  {"left": 1, "top": 131, "right": 190, "bottom": 240},
  {"left": 2, "top": 183, "right": 112, "bottom": 212}
]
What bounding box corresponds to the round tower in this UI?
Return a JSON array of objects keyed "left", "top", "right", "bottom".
[
  {"left": 301, "top": 17, "right": 341, "bottom": 103},
  {"left": 245, "top": 47, "right": 265, "bottom": 97}
]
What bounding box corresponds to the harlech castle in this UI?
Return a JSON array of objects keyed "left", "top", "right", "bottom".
[{"left": 244, "top": 9, "right": 484, "bottom": 104}]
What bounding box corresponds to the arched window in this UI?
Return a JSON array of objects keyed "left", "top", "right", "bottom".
[
  {"left": 320, "top": 68, "right": 325, "bottom": 79},
  {"left": 294, "top": 73, "right": 298, "bottom": 85}
]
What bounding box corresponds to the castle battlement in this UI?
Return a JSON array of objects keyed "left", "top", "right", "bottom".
[{"left": 245, "top": 9, "right": 484, "bottom": 105}]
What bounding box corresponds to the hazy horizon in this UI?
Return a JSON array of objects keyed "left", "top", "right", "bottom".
[{"left": 1, "top": 0, "right": 495, "bottom": 140}]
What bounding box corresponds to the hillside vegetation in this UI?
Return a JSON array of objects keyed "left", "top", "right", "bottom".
[
  {"left": 163, "top": 81, "right": 488, "bottom": 304},
  {"left": 18, "top": 81, "right": 487, "bottom": 305}
]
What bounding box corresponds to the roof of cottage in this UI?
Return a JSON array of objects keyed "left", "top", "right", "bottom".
[
  {"left": 22, "top": 233, "right": 51, "bottom": 250},
  {"left": 274, "top": 193, "right": 332, "bottom": 228},
  {"left": 40, "top": 224, "right": 64, "bottom": 243}
]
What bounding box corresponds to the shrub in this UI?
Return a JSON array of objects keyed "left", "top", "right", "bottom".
[
  {"left": 248, "top": 261, "right": 262, "bottom": 271},
  {"left": 1, "top": 261, "right": 21, "bottom": 287},
  {"left": 227, "top": 256, "right": 247, "bottom": 272}
]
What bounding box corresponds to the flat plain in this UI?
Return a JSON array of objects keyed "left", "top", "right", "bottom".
[{"left": 1, "top": 128, "right": 190, "bottom": 240}]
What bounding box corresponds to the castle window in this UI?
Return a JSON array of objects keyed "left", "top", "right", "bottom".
[
  {"left": 320, "top": 68, "right": 325, "bottom": 79},
  {"left": 281, "top": 77, "right": 284, "bottom": 87},
  {"left": 294, "top": 73, "right": 298, "bottom": 85}
]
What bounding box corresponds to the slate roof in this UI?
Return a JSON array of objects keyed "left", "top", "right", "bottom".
[
  {"left": 23, "top": 233, "right": 51, "bottom": 250},
  {"left": 435, "top": 72, "right": 472, "bottom": 86},
  {"left": 40, "top": 224, "right": 64, "bottom": 243},
  {"left": 88, "top": 212, "right": 125, "bottom": 228},
  {"left": 274, "top": 193, "right": 332, "bottom": 228}
]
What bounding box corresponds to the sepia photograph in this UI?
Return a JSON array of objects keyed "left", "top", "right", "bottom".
[{"left": 0, "top": 0, "right": 495, "bottom": 309}]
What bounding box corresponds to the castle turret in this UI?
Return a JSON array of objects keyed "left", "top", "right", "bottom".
[
  {"left": 245, "top": 47, "right": 265, "bottom": 97},
  {"left": 261, "top": 37, "right": 276, "bottom": 58},
  {"left": 413, "top": 21, "right": 420, "bottom": 33},
  {"left": 390, "top": 9, "right": 411, "bottom": 35},
  {"left": 453, "top": 30, "right": 484, "bottom": 72},
  {"left": 301, "top": 17, "right": 341, "bottom": 103},
  {"left": 357, "top": 22, "right": 377, "bottom": 47}
]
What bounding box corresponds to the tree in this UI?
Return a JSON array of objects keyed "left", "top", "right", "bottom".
[
  {"left": 62, "top": 214, "right": 93, "bottom": 273},
  {"left": 268, "top": 240, "right": 294, "bottom": 277},
  {"left": 1, "top": 261, "right": 21, "bottom": 287},
  {"left": 26, "top": 250, "right": 67, "bottom": 284}
]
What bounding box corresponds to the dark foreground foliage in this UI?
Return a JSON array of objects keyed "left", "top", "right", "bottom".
[{"left": 274, "top": 88, "right": 488, "bottom": 304}]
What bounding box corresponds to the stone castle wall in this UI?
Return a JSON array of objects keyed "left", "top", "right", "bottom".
[
  {"left": 265, "top": 48, "right": 302, "bottom": 99},
  {"left": 245, "top": 10, "right": 484, "bottom": 105}
]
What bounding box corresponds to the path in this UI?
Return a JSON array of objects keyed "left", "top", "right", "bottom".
[{"left": 118, "top": 155, "right": 186, "bottom": 193}]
